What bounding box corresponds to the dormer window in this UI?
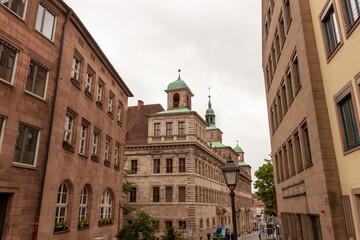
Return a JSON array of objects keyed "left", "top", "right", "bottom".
[{"left": 173, "top": 93, "right": 180, "bottom": 108}]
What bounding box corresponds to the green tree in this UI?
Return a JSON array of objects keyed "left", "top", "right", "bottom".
[
  {"left": 116, "top": 211, "right": 156, "bottom": 240},
  {"left": 122, "top": 165, "right": 136, "bottom": 215},
  {"left": 254, "top": 157, "right": 275, "bottom": 215},
  {"left": 161, "top": 227, "right": 183, "bottom": 240}
]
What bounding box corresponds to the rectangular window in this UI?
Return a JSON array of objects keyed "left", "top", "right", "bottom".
[
  {"left": 341, "top": 195, "right": 356, "bottom": 238},
  {"left": 35, "top": 4, "right": 56, "bottom": 40},
  {"left": 91, "top": 130, "right": 99, "bottom": 156},
  {"left": 200, "top": 219, "right": 203, "bottom": 228},
  {"left": 26, "top": 60, "right": 48, "bottom": 98},
  {"left": 287, "top": 138, "right": 296, "bottom": 176},
  {"left": 166, "top": 187, "right": 172, "bottom": 202},
  {"left": 286, "top": 68, "right": 294, "bottom": 102},
  {"left": 13, "top": 123, "right": 39, "bottom": 166},
  {"left": 104, "top": 139, "right": 110, "bottom": 161},
  {"left": 96, "top": 81, "right": 103, "bottom": 102},
  {"left": 265, "top": 19, "right": 269, "bottom": 37},
  {"left": 271, "top": 44, "right": 277, "bottom": 70},
  {"left": 179, "top": 158, "right": 186, "bottom": 173},
  {"left": 0, "top": 117, "right": 4, "bottom": 151},
  {"left": 153, "top": 187, "right": 160, "bottom": 202},
  {"left": 85, "top": 68, "right": 93, "bottom": 93},
  {"left": 1, "top": 0, "right": 27, "bottom": 18},
  {"left": 281, "top": 80, "right": 288, "bottom": 112},
  {"left": 273, "top": 100, "right": 279, "bottom": 127},
  {"left": 117, "top": 102, "right": 122, "bottom": 122},
  {"left": 292, "top": 53, "right": 301, "bottom": 91},
  {"left": 154, "top": 123, "right": 160, "bottom": 137},
  {"left": 0, "top": 41, "right": 18, "bottom": 84},
  {"left": 294, "top": 131, "right": 304, "bottom": 172},
  {"left": 268, "top": 56, "right": 273, "bottom": 78},
  {"left": 270, "top": 107, "right": 275, "bottom": 134},
  {"left": 344, "top": 0, "right": 360, "bottom": 30},
  {"left": 179, "top": 221, "right": 186, "bottom": 229},
  {"left": 166, "top": 158, "right": 173, "bottom": 173},
  {"left": 279, "top": 14, "right": 286, "bottom": 43},
  {"left": 166, "top": 122, "right": 173, "bottom": 136},
  {"left": 178, "top": 122, "right": 185, "bottom": 136},
  {"left": 284, "top": 0, "right": 292, "bottom": 28},
  {"left": 179, "top": 186, "right": 186, "bottom": 202},
  {"left": 153, "top": 159, "right": 160, "bottom": 173},
  {"left": 283, "top": 145, "right": 290, "bottom": 179},
  {"left": 131, "top": 160, "right": 137, "bottom": 173},
  {"left": 108, "top": 93, "right": 113, "bottom": 113},
  {"left": 321, "top": 4, "right": 341, "bottom": 58},
  {"left": 336, "top": 89, "right": 360, "bottom": 150},
  {"left": 165, "top": 221, "right": 172, "bottom": 229},
  {"left": 277, "top": 91, "right": 283, "bottom": 119},
  {"left": 71, "top": 55, "right": 81, "bottom": 81},
  {"left": 275, "top": 31, "right": 281, "bottom": 60},
  {"left": 63, "top": 114, "right": 74, "bottom": 144},
  {"left": 114, "top": 144, "right": 119, "bottom": 165},
  {"left": 130, "top": 187, "right": 136, "bottom": 202},
  {"left": 78, "top": 123, "right": 88, "bottom": 155},
  {"left": 301, "top": 122, "right": 312, "bottom": 167}
]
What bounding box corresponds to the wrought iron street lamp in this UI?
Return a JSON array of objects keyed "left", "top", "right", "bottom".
[{"left": 222, "top": 155, "right": 239, "bottom": 239}]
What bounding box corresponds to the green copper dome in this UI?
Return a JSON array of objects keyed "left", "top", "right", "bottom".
[
  {"left": 234, "top": 143, "right": 244, "bottom": 153},
  {"left": 167, "top": 75, "right": 191, "bottom": 91}
]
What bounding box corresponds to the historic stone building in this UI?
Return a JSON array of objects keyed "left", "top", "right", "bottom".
[
  {"left": 0, "top": 0, "right": 132, "bottom": 239},
  {"left": 124, "top": 72, "right": 252, "bottom": 239},
  {"left": 261, "top": 0, "right": 356, "bottom": 239}
]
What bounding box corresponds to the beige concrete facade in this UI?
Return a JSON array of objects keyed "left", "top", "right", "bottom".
[
  {"left": 262, "top": 0, "right": 347, "bottom": 239},
  {"left": 0, "top": 0, "right": 132, "bottom": 239},
  {"left": 308, "top": 0, "right": 360, "bottom": 238},
  {"left": 124, "top": 79, "right": 253, "bottom": 239}
]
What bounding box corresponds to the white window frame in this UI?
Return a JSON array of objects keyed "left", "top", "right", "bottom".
[
  {"left": 64, "top": 114, "right": 74, "bottom": 143},
  {"left": 25, "top": 60, "right": 49, "bottom": 100},
  {"left": 79, "top": 186, "right": 88, "bottom": 221},
  {"left": 78, "top": 123, "right": 87, "bottom": 155},
  {"left": 114, "top": 146, "right": 119, "bottom": 165},
  {"left": 99, "top": 189, "right": 112, "bottom": 219},
  {"left": 55, "top": 182, "right": 68, "bottom": 223},
  {"left": 108, "top": 94, "right": 113, "bottom": 112},
  {"left": 35, "top": 4, "right": 57, "bottom": 41},
  {"left": 0, "top": 117, "right": 6, "bottom": 154},
  {"left": 12, "top": 123, "right": 40, "bottom": 167},
  {"left": 71, "top": 55, "right": 81, "bottom": 81},
  {"left": 1, "top": 0, "right": 28, "bottom": 20},
  {"left": 104, "top": 140, "right": 110, "bottom": 161},
  {"left": 97, "top": 81, "right": 103, "bottom": 102},
  {"left": 92, "top": 131, "right": 99, "bottom": 156},
  {"left": 117, "top": 102, "right": 122, "bottom": 121},
  {"left": 85, "top": 70, "right": 93, "bottom": 92},
  {"left": 0, "top": 42, "right": 18, "bottom": 85}
]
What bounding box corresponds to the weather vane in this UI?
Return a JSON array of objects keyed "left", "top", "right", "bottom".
[{"left": 208, "top": 87, "right": 211, "bottom": 98}]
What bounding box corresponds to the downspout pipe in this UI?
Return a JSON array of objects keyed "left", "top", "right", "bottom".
[{"left": 34, "top": 8, "right": 73, "bottom": 240}]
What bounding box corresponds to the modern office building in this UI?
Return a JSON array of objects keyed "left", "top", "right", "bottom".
[
  {"left": 0, "top": 0, "right": 132, "bottom": 239},
  {"left": 124, "top": 73, "right": 253, "bottom": 239},
  {"left": 261, "top": 0, "right": 350, "bottom": 239}
]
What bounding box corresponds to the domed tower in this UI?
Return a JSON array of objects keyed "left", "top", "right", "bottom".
[
  {"left": 233, "top": 140, "right": 245, "bottom": 162},
  {"left": 165, "top": 69, "right": 194, "bottom": 110},
  {"left": 205, "top": 93, "right": 223, "bottom": 142}
]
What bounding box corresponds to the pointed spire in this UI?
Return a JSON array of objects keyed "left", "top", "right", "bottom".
[{"left": 208, "top": 87, "right": 212, "bottom": 108}]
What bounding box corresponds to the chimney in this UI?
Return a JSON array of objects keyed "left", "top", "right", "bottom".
[{"left": 137, "top": 100, "right": 144, "bottom": 110}]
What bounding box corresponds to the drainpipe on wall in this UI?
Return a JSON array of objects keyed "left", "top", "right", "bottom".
[{"left": 33, "top": 8, "right": 73, "bottom": 240}]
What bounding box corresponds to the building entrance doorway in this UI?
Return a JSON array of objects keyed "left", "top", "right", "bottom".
[{"left": 0, "top": 194, "right": 9, "bottom": 240}]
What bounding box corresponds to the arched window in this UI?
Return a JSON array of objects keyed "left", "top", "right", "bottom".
[
  {"left": 79, "top": 186, "right": 88, "bottom": 220},
  {"left": 173, "top": 93, "right": 180, "bottom": 108},
  {"left": 99, "top": 189, "right": 112, "bottom": 219},
  {"left": 55, "top": 182, "right": 68, "bottom": 223}
]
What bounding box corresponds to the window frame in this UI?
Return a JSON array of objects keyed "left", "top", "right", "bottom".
[
  {"left": 78, "top": 186, "right": 88, "bottom": 221},
  {"left": 35, "top": 3, "right": 57, "bottom": 41},
  {"left": 85, "top": 66, "right": 94, "bottom": 94},
  {"left": 153, "top": 159, "right": 160, "bottom": 173},
  {"left": 153, "top": 186, "right": 160, "bottom": 202},
  {"left": 178, "top": 122, "right": 185, "bottom": 136},
  {"left": 114, "top": 143, "right": 120, "bottom": 166},
  {"left": 339, "top": 0, "right": 360, "bottom": 35},
  {"left": 91, "top": 128, "right": 100, "bottom": 156},
  {"left": 0, "top": 116, "right": 6, "bottom": 154},
  {"left": 166, "top": 122, "right": 173, "bottom": 136},
  {"left": 13, "top": 122, "right": 40, "bottom": 167},
  {"left": 99, "top": 189, "right": 112, "bottom": 219},
  {"left": 64, "top": 112, "right": 75, "bottom": 144},
  {"left": 0, "top": 40, "right": 19, "bottom": 85},
  {"left": 130, "top": 187, "right": 136, "bottom": 202},
  {"left": 334, "top": 84, "right": 360, "bottom": 153},
  {"left": 104, "top": 137, "right": 110, "bottom": 161},
  {"left": 78, "top": 121, "right": 89, "bottom": 156},
  {"left": 131, "top": 159, "right": 138, "bottom": 173},
  {"left": 96, "top": 79, "right": 104, "bottom": 103},
  {"left": 25, "top": 59, "right": 49, "bottom": 100},
  {"left": 179, "top": 158, "right": 186, "bottom": 173},
  {"left": 1, "top": 0, "right": 28, "bottom": 19},
  {"left": 166, "top": 158, "right": 173, "bottom": 173},
  {"left": 178, "top": 186, "right": 186, "bottom": 202},
  {"left": 154, "top": 123, "right": 161, "bottom": 137},
  {"left": 55, "top": 182, "right": 69, "bottom": 224},
  {"left": 319, "top": 1, "right": 342, "bottom": 61},
  {"left": 71, "top": 53, "right": 82, "bottom": 82},
  {"left": 165, "top": 186, "right": 173, "bottom": 202},
  {"left": 108, "top": 92, "right": 114, "bottom": 113}
]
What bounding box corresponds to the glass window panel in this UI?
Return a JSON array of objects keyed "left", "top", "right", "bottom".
[
  {"left": 0, "top": 44, "right": 17, "bottom": 83},
  {"left": 1, "top": 0, "right": 27, "bottom": 18},
  {"left": 35, "top": 5, "right": 44, "bottom": 32}
]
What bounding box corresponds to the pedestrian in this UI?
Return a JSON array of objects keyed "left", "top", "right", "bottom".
[
  {"left": 258, "top": 231, "right": 261, "bottom": 240},
  {"left": 231, "top": 232, "right": 234, "bottom": 240},
  {"left": 225, "top": 231, "right": 230, "bottom": 240},
  {"left": 207, "top": 232, "right": 211, "bottom": 240}
]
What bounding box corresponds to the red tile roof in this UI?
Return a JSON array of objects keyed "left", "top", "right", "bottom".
[{"left": 126, "top": 103, "right": 164, "bottom": 145}]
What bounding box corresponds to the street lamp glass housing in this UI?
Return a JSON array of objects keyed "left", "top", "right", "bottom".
[{"left": 221, "top": 155, "right": 239, "bottom": 191}]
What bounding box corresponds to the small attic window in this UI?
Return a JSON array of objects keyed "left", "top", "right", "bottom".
[
  {"left": 173, "top": 93, "right": 180, "bottom": 108},
  {"left": 211, "top": 133, "right": 214, "bottom": 139}
]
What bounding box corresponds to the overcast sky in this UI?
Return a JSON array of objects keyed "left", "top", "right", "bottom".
[{"left": 64, "top": 0, "right": 271, "bottom": 190}]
